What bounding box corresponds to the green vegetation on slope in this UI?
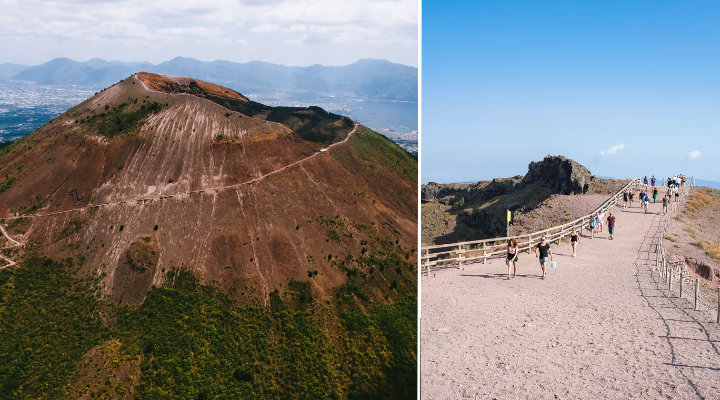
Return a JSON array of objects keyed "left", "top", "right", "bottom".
[
  {"left": 81, "top": 100, "right": 165, "bottom": 139},
  {"left": 340, "top": 127, "right": 417, "bottom": 183},
  {"left": 0, "top": 173, "right": 16, "bottom": 194},
  {"left": 0, "top": 254, "right": 416, "bottom": 399},
  {"left": 0, "top": 258, "right": 109, "bottom": 398}
]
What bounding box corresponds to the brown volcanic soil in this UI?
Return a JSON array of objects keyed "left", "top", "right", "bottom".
[
  {"left": 665, "top": 187, "right": 720, "bottom": 286},
  {"left": 421, "top": 177, "right": 629, "bottom": 246},
  {"left": 0, "top": 73, "right": 417, "bottom": 305},
  {"left": 511, "top": 178, "right": 629, "bottom": 235}
]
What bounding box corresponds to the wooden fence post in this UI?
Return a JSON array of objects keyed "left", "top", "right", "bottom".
[
  {"left": 527, "top": 235, "right": 532, "bottom": 254},
  {"left": 482, "top": 242, "right": 486, "bottom": 265},
  {"left": 669, "top": 268, "right": 673, "bottom": 291},
  {"left": 457, "top": 244, "right": 463, "bottom": 269},
  {"left": 679, "top": 271, "right": 684, "bottom": 298},
  {"left": 694, "top": 278, "right": 699, "bottom": 311}
]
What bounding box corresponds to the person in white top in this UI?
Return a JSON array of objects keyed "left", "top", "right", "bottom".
[{"left": 597, "top": 211, "right": 605, "bottom": 233}]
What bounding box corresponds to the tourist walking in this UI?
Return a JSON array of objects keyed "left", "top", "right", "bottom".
[
  {"left": 534, "top": 236, "right": 553, "bottom": 279},
  {"left": 653, "top": 187, "right": 658, "bottom": 203},
  {"left": 623, "top": 191, "right": 628, "bottom": 209},
  {"left": 588, "top": 215, "right": 596, "bottom": 238},
  {"left": 662, "top": 195, "right": 669, "bottom": 214},
  {"left": 570, "top": 228, "right": 580, "bottom": 257},
  {"left": 607, "top": 212, "right": 616, "bottom": 240},
  {"left": 639, "top": 190, "right": 646, "bottom": 208},
  {"left": 629, "top": 191, "right": 635, "bottom": 208},
  {"left": 643, "top": 192, "right": 650, "bottom": 213},
  {"left": 597, "top": 211, "right": 605, "bottom": 232},
  {"left": 651, "top": 175, "right": 656, "bottom": 187},
  {"left": 674, "top": 185, "right": 680, "bottom": 202},
  {"left": 506, "top": 239, "right": 519, "bottom": 279},
  {"left": 643, "top": 176, "right": 648, "bottom": 188}
]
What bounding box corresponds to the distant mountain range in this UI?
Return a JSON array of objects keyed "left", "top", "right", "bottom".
[
  {"left": 0, "top": 57, "right": 418, "bottom": 152},
  {"left": 2, "top": 57, "right": 417, "bottom": 101}
]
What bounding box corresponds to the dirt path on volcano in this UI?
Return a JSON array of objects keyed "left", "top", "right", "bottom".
[
  {"left": 0, "top": 121, "right": 359, "bottom": 222},
  {"left": 421, "top": 199, "right": 720, "bottom": 399}
]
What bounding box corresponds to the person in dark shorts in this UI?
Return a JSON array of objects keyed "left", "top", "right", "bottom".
[
  {"left": 534, "top": 236, "right": 553, "bottom": 279},
  {"left": 629, "top": 192, "right": 635, "bottom": 208},
  {"left": 643, "top": 176, "right": 648, "bottom": 188},
  {"left": 570, "top": 227, "right": 580, "bottom": 257},
  {"left": 607, "top": 212, "right": 616, "bottom": 240},
  {"left": 623, "top": 191, "right": 628, "bottom": 209},
  {"left": 506, "top": 239, "right": 519, "bottom": 279}
]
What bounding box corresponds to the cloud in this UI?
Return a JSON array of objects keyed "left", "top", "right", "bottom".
[
  {"left": 600, "top": 143, "right": 624, "bottom": 157},
  {"left": 0, "top": 0, "right": 418, "bottom": 66},
  {"left": 688, "top": 150, "right": 702, "bottom": 160}
]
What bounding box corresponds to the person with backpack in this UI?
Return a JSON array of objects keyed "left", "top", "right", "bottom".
[
  {"left": 588, "top": 215, "right": 596, "bottom": 238},
  {"left": 607, "top": 212, "right": 616, "bottom": 240},
  {"left": 534, "top": 236, "right": 553, "bottom": 279},
  {"left": 629, "top": 191, "right": 635, "bottom": 208},
  {"left": 506, "top": 239, "right": 519, "bottom": 280},
  {"left": 643, "top": 193, "right": 650, "bottom": 213}
]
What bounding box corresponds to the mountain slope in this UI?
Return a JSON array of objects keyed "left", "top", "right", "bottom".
[
  {"left": 0, "top": 73, "right": 417, "bottom": 398},
  {"left": 0, "top": 72, "right": 414, "bottom": 304}
]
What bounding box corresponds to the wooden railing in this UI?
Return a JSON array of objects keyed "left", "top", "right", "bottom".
[{"left": 421, "top": 177, "right": 641, "bottom": 275}]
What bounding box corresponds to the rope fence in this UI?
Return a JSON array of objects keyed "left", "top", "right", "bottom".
[{"left": 652, "top": 185, "right": 720, "bottom": 323}]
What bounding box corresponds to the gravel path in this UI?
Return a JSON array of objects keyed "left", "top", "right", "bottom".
[{"left": 421, "top": 199, "right": 720, "bottom": 399}]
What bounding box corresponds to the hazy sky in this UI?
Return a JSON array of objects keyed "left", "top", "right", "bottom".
[
  {"left": 422, "top": 1, "right": 720, "bottom": 183},
  {"left": 0, "top": 0, "right": 418, "bottom": 66}
]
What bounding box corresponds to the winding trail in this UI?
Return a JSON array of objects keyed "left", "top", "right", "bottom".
[
  {"left": 421, "top": 194, "right": 720, "bottom": 399},
  {"left": 0, "top": 222, "right": 22, "bottom": 269},
  {"left": 0, "top": 122, "right": 359, "bottom": 222}
]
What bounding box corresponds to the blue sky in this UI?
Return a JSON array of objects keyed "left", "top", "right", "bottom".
[{"left": 422, "top": 1, "right": 720, "bottom": 183}]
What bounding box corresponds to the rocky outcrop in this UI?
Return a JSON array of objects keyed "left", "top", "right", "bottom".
[
  {"left": 422, "top": 155, "right": 598, "bottom": 243},
  {"left": 421, "top": 176, "right": 522, "bottom": 205},
  {"left": 522, "top": 155, "right": 593, "bottom": 195}
]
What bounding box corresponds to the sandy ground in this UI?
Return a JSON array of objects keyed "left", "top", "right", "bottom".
[{"left": 421, "top": 199, "right": 720, "bottom": 399}]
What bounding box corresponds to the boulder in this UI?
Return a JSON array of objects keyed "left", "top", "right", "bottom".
[{"left": 522, "top": 155, "right": 593, "bottom": 195}]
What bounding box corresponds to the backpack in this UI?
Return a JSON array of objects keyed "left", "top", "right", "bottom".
[{"left": 589, "top": 218, "right": 595, "bottom": 228}]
